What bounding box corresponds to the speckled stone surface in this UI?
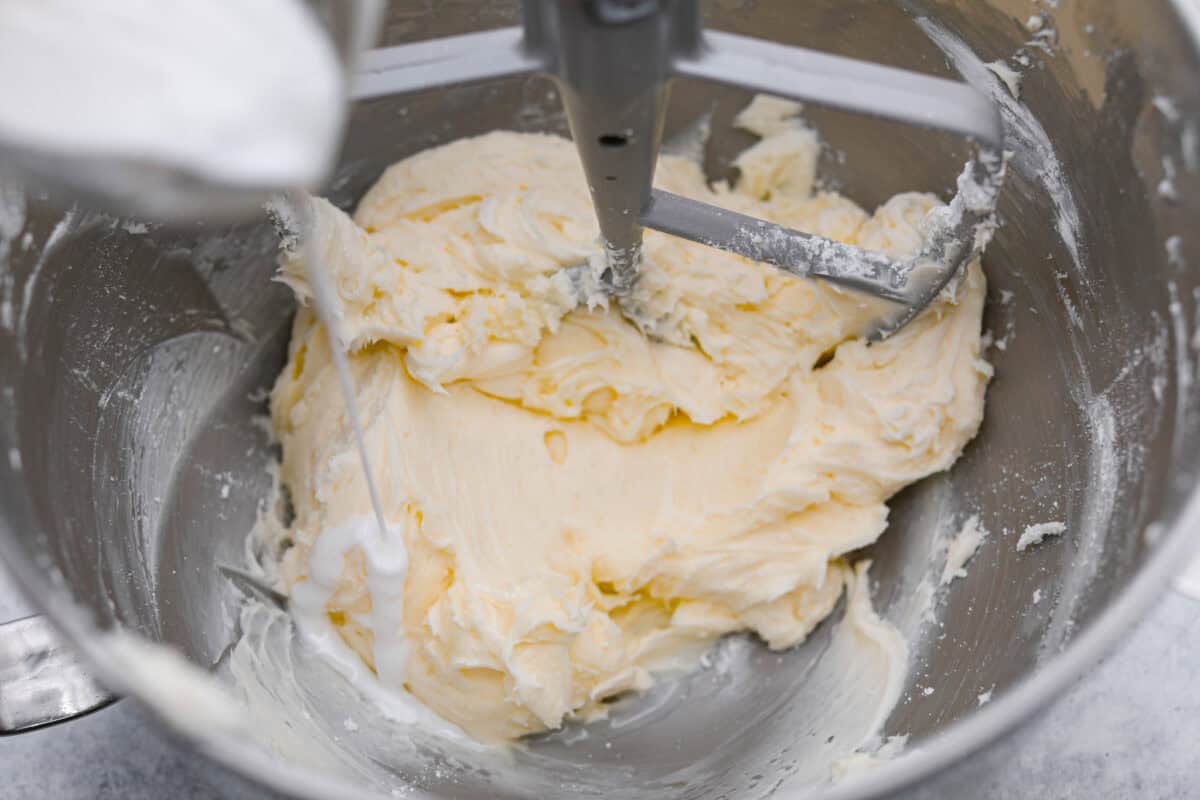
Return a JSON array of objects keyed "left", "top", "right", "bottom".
[{"left": 1, "top": 567, "right": 1198, "bottom": 799}]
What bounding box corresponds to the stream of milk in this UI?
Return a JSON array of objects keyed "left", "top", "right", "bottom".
[
  {"left": 291, "top": 192, "right": 391, "bottom": 539},
  {"left": 272, "top": 191, "right": 423, "bottom": 700}
]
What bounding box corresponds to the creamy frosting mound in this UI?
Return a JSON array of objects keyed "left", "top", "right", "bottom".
[{"left": 269, "top": 97, "right": 991, "bottom": 742}]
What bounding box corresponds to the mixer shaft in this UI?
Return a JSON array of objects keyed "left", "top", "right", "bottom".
[{"left": 353, "top": 0, "right": 1005, "bottom": 337}]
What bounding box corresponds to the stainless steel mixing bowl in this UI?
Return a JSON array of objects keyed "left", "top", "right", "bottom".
[{"left": 2, "top": 1, "right": 1200, "bottom": 797}]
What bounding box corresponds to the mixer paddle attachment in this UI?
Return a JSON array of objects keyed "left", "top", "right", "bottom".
[{"left": 353, "top": 0, "right": 1005, "bottom": 338}]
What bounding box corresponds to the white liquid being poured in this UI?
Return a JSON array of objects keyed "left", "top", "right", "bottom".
[
  {"left": 276, "top": 193, "right": 425, "bottom": 706},
  {"left": 290, "top": 192, "right": 391, "bottom": 538}
]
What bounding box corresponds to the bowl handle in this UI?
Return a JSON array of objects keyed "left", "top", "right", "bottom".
[{"left": 0, "top": 615, "right": 115, "bottom": 733}]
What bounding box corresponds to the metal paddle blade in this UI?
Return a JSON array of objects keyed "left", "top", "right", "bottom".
[{"left": 640, "top": 149, "right": 1006, "bottom": 339}]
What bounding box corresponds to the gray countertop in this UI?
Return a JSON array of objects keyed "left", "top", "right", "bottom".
[{"left": 2, "top": 569, "right": 1198, "bottom": 799}]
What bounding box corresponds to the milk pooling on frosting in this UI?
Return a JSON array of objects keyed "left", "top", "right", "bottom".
[{"left": 267, "top": 96, "right": 992, "bottom": 742}]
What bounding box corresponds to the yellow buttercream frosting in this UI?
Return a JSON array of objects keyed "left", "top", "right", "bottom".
[{"left": 269, "top": 97, "right": 991, "bottom": 742}]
